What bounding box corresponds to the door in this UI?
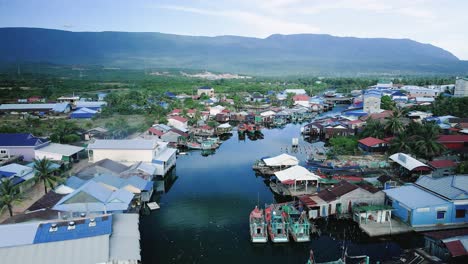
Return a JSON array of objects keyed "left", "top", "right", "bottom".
[{"left": 336, "top": 203, "right": 342, "bottom": 215}]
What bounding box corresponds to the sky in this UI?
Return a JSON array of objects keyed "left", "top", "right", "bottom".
[{"left": 1, "top": 0, "right": 467, "bottom": 59}]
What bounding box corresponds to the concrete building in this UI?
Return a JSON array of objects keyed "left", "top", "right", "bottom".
[
  {"left": 401, "top": 85, "right": 440, "bottom": 97},
  {"left": 87, "top": 139, "right": 176, "bottom": 176},
  {"left": 197, "top": 86, "right": 215, "bottom": 97},
  {"left": 363, "top": 91, "right": 381, "bottom": 114},
  {"left": 383, "top": 175, "right": 468, "bottom": 230},
  {"left": 35, "top": 143, "right": 84, "bottom": 163},
  {"left": 167, "top": 116, "right": 188, "bottom": 132},
  {"left": 454, "top": 78, "right": 468, "bottom": 97}
]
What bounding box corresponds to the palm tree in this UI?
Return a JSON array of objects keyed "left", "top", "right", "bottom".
[
  {"left": 33, "top": 157, "right": 59, "bottom": 194},
  {"left": 0, "top": 179, "right": 21, "bottom": 217},
  {"left": 385, "top": 110, "right": 404, "bottom": 136},
  {"left": 389, "top": 132, "right": 413, "bottom": 155},
  {"left": 360, "top": 118, "right": 385, "bottom": 139},
  {"left": 413, "top": 123, "right": 446, "bottom": 160}
]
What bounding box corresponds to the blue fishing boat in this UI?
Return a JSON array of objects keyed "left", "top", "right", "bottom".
[
  {"left": 265, "top": 204, "right": 289, "bottom": 243},
  {"left": 284, "top": 204, "right": 310, "bottom": 242}
]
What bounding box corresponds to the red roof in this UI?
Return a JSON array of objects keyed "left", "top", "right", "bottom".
[
  {"left": 171, "top": 109, "right": 182, "bottom": 114},
  {"left": 362, "top": 110, "right": 392, "bottom": 120},
  {"left": 445, "top": 240, "right": 468, "bottom": 257},
  {"left": 383, "top": 137, "right": 394, "bottom": 143},
  {"left": 187, "top": 109, "right": 197, "bottom": 113},
  {"left": 199, "top": 125, "right": 213, "bottom": 130},
  {"left": 347, "top": 120, "right": 363, "bottom": 124},
  {"left": 428, "top": 160, "right": 457, "bottom": 168},
  {"left": 358, "top": 137, "right": 386, "bottom": 147},
  {"left": 438, "top": 135, "right": 468, "bottom": 143},
  {"left": 170, "top": 128, "right": 189, "bottom": 137},
  {"left": 169, "top": 116, "right": 188, "bottom": 123},
  {"left": 148, "top": 127, "right": 164, "bottom": 136},
  {"left": 299, "top": 195, "right": 317, "bottom": 208},
  {"left": 293, "top": 95, "right": 310, "bottom": 101}
]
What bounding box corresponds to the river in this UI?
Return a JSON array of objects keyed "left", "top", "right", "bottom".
[{"left": 140, "top": 106, "right": 422, "bottom": 264}]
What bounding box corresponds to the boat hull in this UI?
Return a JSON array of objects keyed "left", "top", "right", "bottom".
[{"left": 251, "top": 237, "right": 268, "bottom": 243}]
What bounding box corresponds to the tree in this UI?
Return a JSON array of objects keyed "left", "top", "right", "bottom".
[
  {"left": 0, "top": 179, "right": 21, "bottom": 217},
  {"left": 359, "top": 118, "right": 385, "bottom": 139},
  {"left": 384, "top": 110, "right": 404, "bottom": 136},
  {"left": 50, "top": 120, "right": 80, "bottom": 143},
  {"left": 389, "top": 133, "right": 413, "bottom": 155},
  {"left": 106, "top": 118, "right": 131, "bottom": 139},
  {"left": 380, "top": 95, "right": 396, "bottom": 110},
  {"left": 412, "top": 123, "right": 445, "bottom": 160},
  {"left": 33, "top": 157, "right": 59, "bottom": 194},
  {"left": 328, "top": 136, "right": 358, "bottom": 156}
]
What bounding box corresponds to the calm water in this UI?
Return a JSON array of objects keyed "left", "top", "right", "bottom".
[{"left": 140, "top": 106, "right": 422, "bottom": 264}]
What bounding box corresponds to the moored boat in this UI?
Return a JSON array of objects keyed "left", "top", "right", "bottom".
[
  {"left": 265, "top": 204, "right": 289, "bottom": 243},
  {"left": 284, "top": 204, "right": 310, "bottom": 242},
  {"left": 249, "top": 206, "right": 268, "bottom": 243}
]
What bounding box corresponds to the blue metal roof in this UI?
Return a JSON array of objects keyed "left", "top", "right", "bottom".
[
  {"left": 94, "top": 174, "right": 125, "bottom": 189},
  {"left": 416, "top": 176, "right": 468, "bottom": 200},
  {"left": 10, "top": 176, "right": 25, "bottom": 185},
  {"left": 0, "top": 171, "right": 16, "bottom": 178},
  {"left": 126, "top": 175, "right": 149, "bottom": 190},
  {"left": 384, "top": 185, "right": 449, "bottom": 209},
  {"left": 33, "top": 215, "right": 112, "bottom": 244},
  {"left": 52, "top": 103, "right": 70, "bottom": 113},
  {"left": 0, "top": 133, "right": 48, "bottom": 147},
  {"left": 65, "top": 176, "right": 87, "bottom": 190},
  {"left": 143, "top": 181, "right": 153, "bottom": 191}
]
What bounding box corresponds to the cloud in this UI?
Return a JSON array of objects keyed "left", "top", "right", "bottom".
[{"left": 157, "top": 4, "right": 320, "bottom": 37}]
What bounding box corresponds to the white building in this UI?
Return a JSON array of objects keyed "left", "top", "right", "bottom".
[
  {"left": 454, "top": 78, "right": 468, "bottom": 97},
  {"left": 363, "top": 91, "right": 381, "bottom": 114},
  {"left": 35, "top": 143, "right": 84, "bottom": 163},
  {"left": 401, "top": 85, "right": 440, "bottom": 97},
  {"left": 167, "top": 116, "right": 188, "bottom": 132},
  {"left": 87, "top": 139, "right": 176, "bottom": 176},
  {"left": 209, "top": 105, "right": 225, "bottom": 116},
  {"left": 284, "top": 89, "right": 307, "bottom": 95},
  {"left": 197, "top": 86, "right": 215, "bottom": 97}
]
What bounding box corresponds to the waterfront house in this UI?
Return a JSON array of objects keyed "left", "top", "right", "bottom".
[
  {"left": 93, "top": 174, "right": 153, "bottom": 202},
  {"left": 300, "top": 180, "right": 385, "bottom": 219},
  {"left": 35, "top": 143, "right": 84, "bottom": 163},
  {"left": 215, "top": 112, "right": 230, "bottom": 123},
  {"left": 76, "top": 159, "right": 130, "bottom": 180},
  {"left": 216, "top": 123, "right": 232, "bottom": 135},
  {"left": 383, "top": 175, "right": 468, "bottom": 230},
  {"left": 53, "top": 180, "right": 135, "bottom": 214},
  {"left": 358, "top": 137, "right": 389, "bottom": 153},
  {"left": 293, "top": 94, "right": 310, "bottom": 107},
  {"left": 87, "top": 139, "right": 176, "bottom": 176},
  {"left": 428, "top": 160, "right": 457, "bottom": 178},
  {"left": 161, "top": 128, "right": 189, "bottom": 144},
  {"left": 192, "top": 125, "right": 215, "bottom": 136},
  {"left": 167, "top": 115, "right": 188, "bottom": 132},
  {"left": 0, "top": 214, "right": 141, "bottom": 264},
  {"left": 423, "top": 229, "right": 468, "bottom": 261},
  {"left": 0, "top": 163, "right": 36, "bottom": 192},
  {"left": 0, "top": 133, "right": 50, "bottom": 161},
  {"left": 197, "top": 86, "right": 215, "bottom": 97}
]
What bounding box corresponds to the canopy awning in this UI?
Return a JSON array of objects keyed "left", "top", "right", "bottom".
[
  {"left": 274, "top": 165, "right": 321, "bottom": 183},
  {"left": 263, "top": 153, "right": 299, "bottom": 167},
  {"left": 389, "top": 153, "right": 431, "bottom": 171}
]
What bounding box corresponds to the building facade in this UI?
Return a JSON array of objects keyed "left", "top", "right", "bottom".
[{"left": 454, "top": 78, "right": 468, "bottom": 97}]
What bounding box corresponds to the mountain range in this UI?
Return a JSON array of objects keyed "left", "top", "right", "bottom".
[{"left": 1, "top": 27, "right": 467, "bottom": 76}]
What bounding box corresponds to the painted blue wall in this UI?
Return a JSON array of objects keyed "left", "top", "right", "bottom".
[{"left": 390, "top": 198, "right": 457, "bottom": 227}]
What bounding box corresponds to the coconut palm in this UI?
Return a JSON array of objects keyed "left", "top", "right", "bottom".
[
  {"left": 384, "top": 111, "right": 404, "bottom": 136},
  {"left": 413, "top": 123, "right": 445, "bottom": 160},
  {"left": 33, "top": 157, "right": 59, "bottom": 194},
  {"left": 360, "top": 118, "right": 385, "bottom": 139},
  {"left": 0, "top": 178, "right": 21, "bottom": 217},
  {"left": 389, "top": 132, "right": 414, "bottom": 155}
]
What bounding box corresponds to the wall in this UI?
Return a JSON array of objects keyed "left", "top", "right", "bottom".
[
  {"left": 389, "top": 198, "right": 454, "bottom": 227},
  {"left": 3, "top": 147, "right": 36, "bottom": 161},
  {"left": 90, "top": 149, "right": 153, "bottom": 163},
  {"left": 35, "top": 150, "right": 63, "bottom": 161},
  {"left": 454, "top": 78, "right": 468, "bottom": 97}
]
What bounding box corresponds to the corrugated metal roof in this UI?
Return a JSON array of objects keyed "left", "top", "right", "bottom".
[
  {"left": 416, "top": 175, "right": 468, "bottom": 200},
  {"left": 384, "top": 185, "right": 449, "bottom": 209},
  {"left": 389, "top": 153, "right": 430, "bottom": 171},
  {"left": 0, "top": 223, "right": 39, "bottom": 247},
  {"left": 0, "top": 235, "right": 109, "bottom": 264},
  {"left": 0, "top": 133, "right": 48, "bottom": 147},
  {"left": 65, "top": 176, "right": 87, "bottom": 190},
  {"left": 36, "top": 143, "right": 84, "bottom": 156},
  {"left": 109, "top": 214, "right": 141, "bottom": 262},
  {"left": 33, "top": 215, "right": 112, "bottom": 244},
  {"left": 0, "top": 103, "right": 56, "bottom": 110},
  {"left": 88, "top": 139, "right": 157, "bottom": 150},
  {"left": 154, "top": 148, "right": 177, "bottom": 162}
]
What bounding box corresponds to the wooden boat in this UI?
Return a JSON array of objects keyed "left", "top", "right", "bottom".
[
  {"left": 284, "top": 204, "right": 310, "bottom": 242},
  {"left": 186, "top": 142, "right": 202, "bottom": 150},
  {"left": 265, "top": 204, "right": 289, "bottom": 243},
  {"left": 238, "top": 123, "right": 247, "bottom": 134},
  {"left": 249, "top": 206, "right": 268, "bottom": 243}
]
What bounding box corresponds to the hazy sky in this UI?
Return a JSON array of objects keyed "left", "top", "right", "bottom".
[{"left": 1, "top": 0, "right": 467, "bottom": 59}]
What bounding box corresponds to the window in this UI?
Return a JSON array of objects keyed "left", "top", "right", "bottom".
[
  {"left": 456, "top": 209, "right": 466, "bottom": 218},
  {"left": 436, "top": 211, "right": 446, "bottom": 219},
  {"left": 0, "top": 150, "right": 6, "bottom": 154}
]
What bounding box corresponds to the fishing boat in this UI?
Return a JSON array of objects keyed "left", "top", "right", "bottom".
[
  {"left": 265, "top": 204, "right": 289, "bottom": 243},
  {"left": 306, "top": 249, "right": 370, "bottom": 264},
  {"left": 186, "top": 141, "right": 202, "bottom": 150},
  {"left": 238, "top": 123, "right": 247, "bottom": 134},
  {"left": 186, "top": 141, "right": 218, "bottom": 150},
  {"left": 284, "top": 204, "right": 310, "bottom": 242},
  {"left": 249, "top": 206, "right": 268, "bottom": 243}
]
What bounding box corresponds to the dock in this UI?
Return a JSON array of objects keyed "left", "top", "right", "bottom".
[
  {"left": 147, "top": 202, "right": 160, "bottom": 210},
  {"left": 358, "top": 218, "right": 413, "bottom": 237}
]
